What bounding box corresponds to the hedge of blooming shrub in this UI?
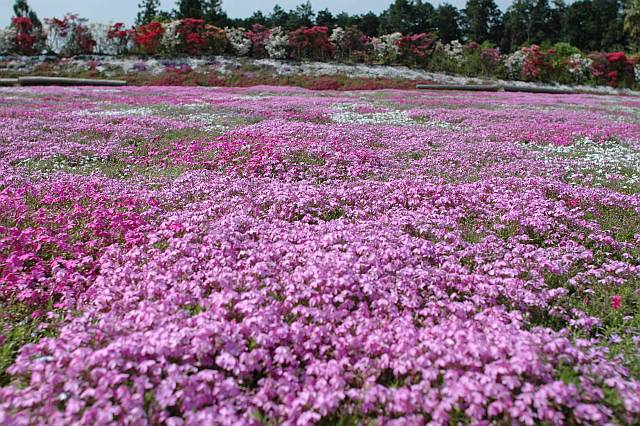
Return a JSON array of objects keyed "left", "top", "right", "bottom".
[
  {"left": 1, "top": 14, "right": 639, "bottom": 88},
  {"left": 1, "top": 83, "right": 640, "bottom": 424}
]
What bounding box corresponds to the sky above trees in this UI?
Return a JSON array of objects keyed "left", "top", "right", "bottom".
[{"left": 0, "top": 0, "right": 514, "bottom": 26}]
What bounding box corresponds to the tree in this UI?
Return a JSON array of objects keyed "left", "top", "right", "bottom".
[
  {"left": 13, "top": 0, "right": 41, "bottom": 29},
  {"left": 203, "top": 0, "right": 228, "bottom": 25},
  {"left": 379, "top": 0, "right": 417, "bottom": 34},
  {"left": 316, "top": 8, "right": 335, "bottom": 28},
  {"left": 624, "top": 0, "right": 640, "bottom": 47},
  {"left": 435, "top": 4, "right": 462, "bottom": 43},
  {"left": 269, "top": 5, "right": 289, "bottom": 28},
  {"left": 359, "top": 12, "right": 381, "bottom": 36},
  {"left": 285, "top": 1, "right": 315, "bottom": 30},
  {"left": 136, "top": 0, "right": 160, "bottom": 25},
  {"left": 335, "top": 12, "right": 356, "bottom": 28},
  {"left": 501, "top": 0, "right": 563, "bottom": 50},
  {"left": 462, "top": 0, "right": 503, "bottom": 44},
  {"left": 240, "top": 11, "right": 267, "bottom": 27},
  {"left": 413, "top": 0, "right": 436, "bottom": 33},
  {"left": 175, "top": 0, "right": 203, "bottom": 19},
  {"left": 561, "top": 0, "right": 626, "bottom": 51},
  {"left": 379, "top": 0, "right": 435, "bottom": 34}
]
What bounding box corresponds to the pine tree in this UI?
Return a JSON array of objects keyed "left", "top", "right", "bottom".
[
  {"left": 136, "top": 0, "right": 161, "bottom": 25},
  {"left": 175, "top": 0, "right": 204, "bottom": 19},
  {"left": 624, "top": 0, "right": 640, "bottom": 47},
  {"left": 435, "top": 4, "right": 462, "bottom": 43},
  {"left": 203, "top": 0, "right": 228, "bottom": 25},
  {"left": 462, "top": 0, "right": 503, "bottom": 43},
  {"left": 13, "top": 0, "right": 41, "bottom": 28}
]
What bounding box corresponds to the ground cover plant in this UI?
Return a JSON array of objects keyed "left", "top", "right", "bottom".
[{"left": 0, "top": 85, "right": 639, "bottom": 424}]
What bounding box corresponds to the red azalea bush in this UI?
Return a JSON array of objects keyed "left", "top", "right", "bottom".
[
  {"left": 133, "top": 21, "right": 164, "bottom": 55},
  {"left": 106, "top": 22, "right": 131, "bottom": 55},
  {"left": 66, "top": 14, "right": 95, "bottom": 55},
  {"left": 396, "top": 33, "right": 436, "bottom": 65},
  {"left": 477, "top": 47, "right": 502, "bottom": 76},
  {"left": 245, "top": 24, "right": 271, "bottom": 58},
  {"left": 11, "top": 17, "right": 39, "bottom": 55},
  {"left": 44, "top": 14, "right": 95, "bottom": 56},
  {"left": 604, "top": 52, "right": 635, "bottom": 87},
  {"left": 588, "top": 51, "right": 635, "bottom": 87},
  {"left": 521, "top": 45, "right": 556, "bottom": 81},
  {"left": 175, "top": 19, "right": 206, "bottom": 55},
  {"left": 288, "top": 26, "right": 334, "bottom": 61}
]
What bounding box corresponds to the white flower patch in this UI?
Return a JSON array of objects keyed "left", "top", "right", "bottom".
[
  {"left": 14, "top": 154, "right": 110, "bottom": 174},
  {"left": 528, "top": 138, "right": 640, "bottom": 191},
  {"left": 80, "top": 107, "right": 157, "bottom": 117},
  {"left": 331, "top": 104, "right": 414, "bottom": 125}
]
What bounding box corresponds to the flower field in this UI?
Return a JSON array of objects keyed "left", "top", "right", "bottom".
[{"left": 1, "top": 85, "right": 640, "bottom": 425}]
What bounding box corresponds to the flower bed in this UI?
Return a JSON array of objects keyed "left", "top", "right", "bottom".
[{"left": 0, "top": 85, "right": 639, "bottom": 424}]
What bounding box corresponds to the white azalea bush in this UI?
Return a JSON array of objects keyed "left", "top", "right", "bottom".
[
  {"left": 443, "top": 39, "right": 465, "bottom": 62},
  {"left": 0, "top": 27, "right": 16, "bottom": 55},
  {"left": 371, "top": 32, "right": 401, "bottom": 64},
  {"left": 566, "top": 53, "right": 593, "bottom": 82},
  {"left": 161, "top": 21, "right": 181, "bottom": 54},
  {"left": 505, "top": 50, "right": 527, "bottom": 78},
  {"left": 265, "top": 26, "right": 288, "bottom": 59},
  {"left": 225, "top": 27, "right": 251, "bottom": 56}
]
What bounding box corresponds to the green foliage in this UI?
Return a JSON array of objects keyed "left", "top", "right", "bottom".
[
  {"left": 463, "top": 0, "right": 503, "bottom": 45},
  {"left": 136, "top": 0, "right": 161, "bottom": 25},
  {"left": 0, "top": 301, "right": 64, "bottom": 386},
  {"left": 175, "top": 0, "right": 203, "bottom": 20}
]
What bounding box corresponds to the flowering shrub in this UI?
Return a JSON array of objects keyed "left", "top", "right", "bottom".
[
  {"left": 0, "top": 27, "right": 16, "bottom": 54},
  {"left": 505, "top": 49, "right": 526, "bottom": 78},
  {"left": 105, "top": 22, "right": 131, "bottom": 55},
  {"left": 225, "top": 26, "right": 251, "bottom": 56},
  {"left": 175, "top": 19, "right": 207, "bottom": 55},
  {"left": 43, "top": 14, "right": 94, "bottom": 56},
  {"left": 288, "top": 26, "right": 334, "bottom": 61},
  {"left": 133, "top": 21, "right": 164, "bottom": 54},
  {"left": 521, "top": 44, "right": 555, "bottom": 81},
  {"left": 244, "top": 24, "right": 271, "bottom": 58},
  {"left": 11, "top": 17, "right": 40, "bottom": 55},
  {"left": 202, "top": 24, "right": 227, "bottom": 55},
  {"left": 565, "top": 53, "right": 593, "bottom": 83},
  {"left": 330, "top": 26, "right": 369, "bottom": 62},
  {"left": 604, "top": 52, "right": 635, "bottom": 87},
  {"left": 265, "top": 26, "right": 288, "bottom": 59},
  {"left": 43, "top": 17, "right": 68, "bottom": 54},
  {"left": 396, "top": 33, "right": 436, "bottom": 66},
  {"left": 371, "top": 32, "right": 402, "bottom": 64}
]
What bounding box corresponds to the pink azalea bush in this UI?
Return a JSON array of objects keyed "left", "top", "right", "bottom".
[{"left": 0, "top": 85, "right": 639, "bottom": 424}]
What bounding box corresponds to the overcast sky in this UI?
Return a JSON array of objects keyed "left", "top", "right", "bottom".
[{"left": 0, "top": 0, "right": 513, "bottom": 27}]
